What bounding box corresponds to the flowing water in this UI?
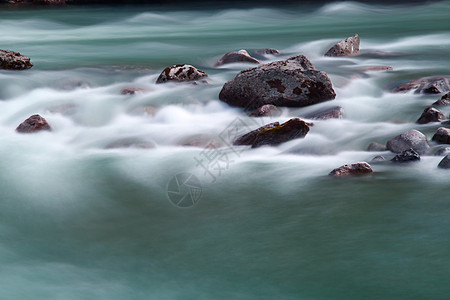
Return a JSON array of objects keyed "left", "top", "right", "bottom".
[{"left": 1, "top": 1, "right": 450, "bottom": 299}]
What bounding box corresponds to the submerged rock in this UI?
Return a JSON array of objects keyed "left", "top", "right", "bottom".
[
  {"left": 16, "top": 115, "right": 51, "bottom": 133},
  {"left": 328, "top": 161, "right": 373, "bottom": 177},
  {"left": 416, "top": 107, "right": 446, "bottom": 124},
  {"left": 234, "top": 118, "right": 310, "bottom": 148},
  {"left": 367, "top": 142, "right": 387, "bottom": 152},
  {"left": 391, "top": 149, "right": 420, "bottom": 163},
  {"left": 0, "top": 49, "right": 33, "bottom": 70},
  {"left": 121, "top": 87, "right": 148, "bottom": 95},
  {"left": 371, "top": 155, "right": 387, "bottom": 163},
  {"left": 302, "top": 106, "right": 343, "bottom": 120},
  {"left": 249, "top": 104, "right": 281, "bottom": 117},
  {"left": 392, "top": 77, "right": 450, "bottom": 94},
  {"left": 219, "top": 55, "right": 336, "bottom": 109},
  {"left": 438, "top": 154, "right": 450, "bottom": 169},
  {"left": 433, "top": 92, "right": 450, "bottom": 106},
  {"left": 386, "top": 129, "right": 429, "bottom": 155},
  {"left": 156, "top": 64, "right": 208, "bottom": 84},
  {"left": 251, "top": 48, "right": 281, "bottom": 57},
  {"left": 324, "top": 34, "right": 360, "bottom": 57},
  {"left": 362, "top": 66, "right": 393, "bottom": 72},
  {"left": 215, "top": 50, "right": 260, "bottom": 66},
  {"left": 432, "top": 127, "right": 450, "bottom": 144}
]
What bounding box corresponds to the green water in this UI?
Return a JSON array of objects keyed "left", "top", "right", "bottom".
[{"left": 1, "top": 1, "right": 450, "bottom": 299}]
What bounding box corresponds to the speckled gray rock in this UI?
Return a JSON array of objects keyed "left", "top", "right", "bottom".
[
  {"left": 302, "top": 106, "right": 343, "bottom": 120},
  {"left": 219, "top": 55, "right": 336, "bottom": 109},
  {"left": 438, "top": 154, "right": 450, "bottom": 169},
  {"left": 416, "top": 107, "right": 446, "bottom": 124},
  {"left": 215, "top": 50, "right": 260, "bottom": 66},
  {"left": 433, "top": 92, "right": 450, "bottom": 106},
  {"left": 386, "top": 129, "right": 429, "bottom": 155},
  {"left": 156, "top": 64, "right": 208, "bottom": 84},
  {"left": 16, "top": 115, "right": 51, "bottom": 133},
  {"left": 391, "top": 149, "right": 420, "bottom": 163},
  {"left": 392, "top": 77, "right": 450, "bottom": 94},
  {"left": 329, "top": 162, "right": 373, "bottom": 177},
  {"left": 0, "top": 49, "right": 33, "bottom": 70},
  {"left": 249, "top": 104, "right": 281, "bottom": 117},
  {"left": 324, "top": 34, "right": 360, "bottom": 57},
  {"left": 432, "top": 127, "right": 450, "bottom": 144}
]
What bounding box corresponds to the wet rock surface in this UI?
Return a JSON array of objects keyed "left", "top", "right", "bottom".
[
  {"left": 219, "top": 55, "right": 336, "bottom": 109},
  {"left": 432, "top": 127, "right": 450, "bottom": 144},
  {"left": 249, "top": 104, "right": 281, "bottom": 117},
  {"left": 16, "top": 115, "right": 51, "bottom": 133},
  {"left": 433, "top": 92, "right": 450, "bottom": 106},
  {"left": 0, "top": 49, "right": 33, "bottom": 70},
  {"left": 386, "top": 129, "right": 429, "bottom": 155},
  {"left": 302, "top": 106, "right": 343, "bottom": 120},
  {"left": 215, "top": 50, "right": 260, "bottom": 66},
  {"left": 324, "top": 34, "right": 360, "bottom": 57},
  {"left": 392, "top": 77, "right": 450, "bottom": 94},
  {"left": 416, "top": 107, "right": 446, "bottom": 124},
  {"left": 391, "top": 149, "right": 420, "bottom": 163},
  {"left": 438, "top": 154, "right": 450, "bottom": 169},
  {"left": 156, "top": 64, "right": 207, "bottom": 84},
  {"left": 328, "top": 161, "right": 373, "bottom": 177}
]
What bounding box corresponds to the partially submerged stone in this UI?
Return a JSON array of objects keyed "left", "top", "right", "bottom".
[
  {"left": 249, "top": 104, "right": 281, "bottom": 117},
  {"left": 438, "top": 154, "right": 450, "bottom": 169},
  {"left": 215, "top": 50, "right": 260, "bottom": 66},
  {"left": 391, "top": 149, "right": 420, "bottom": 163},
  {"left": 416, "top": 107, "right": 446, "bottom": 124},
  {"left": 392, "top": 77, "right": 450, "bottom": 94},
  {"left": 16, "top": 115, "right": 51, "bottom": 133},
  {"left": 362, "top": 66, "right": 393, "bottom": 72},
  {"left": 302, "top": 106, "right": 343, "bottom": 120},
  {"left": 156, "top": 64, "right": 208, "bottom": 84},
  {"left": 324, "top": 34, "right": 360, "bottom": 57},
  {"left": 432, "top": 127, "right": 450, "bottom": 144},
  {"left": 121, "top": 87, "right": 148, "bottom": 95},
  {"left": 234, "top": 118, "right": 310, "bottom": 148},
  {"left": 367, "top": 142, "right": 387, "bottom": 152},
  {"left": 328, "top": 161, "right": 373, "bottom": 177},
  {"left": 386, "top": 129, "right": 429, "bottom": 155},
  {"left": 0, "top": 49, "right": 33, "bottom": 70},
  {"left": 433, "top": 92, "right": 450, "bottom": 106},
  {"left": 219, "top": 55, "right": 336, "bottom": 109}
]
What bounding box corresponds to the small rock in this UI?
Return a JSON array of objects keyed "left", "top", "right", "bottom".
[
  {"left": 250, "top": 48, "right": 281, "bottom": 59},
  {"left": 435, "top": 146, "right": 450, "bottom": 156},
  {"left": 16, "top": 115, "right": 51, "bottom": 133},
  {"left": 234, "top": 118, "right": 310, "bottom": 148},
  {"left": 392, "top": 76, "right": 450, "bottom": 94},
  {"left": 249, "top": 104, "right": 281, "bottom": 117},
  {"left": 416, "top": 107, "right": 446, "bottom": 124},
  {"left": 391, "top": 149, "right": 420, "bottom": 163},
  {"left": 386, "top": 129, "right": 429, "bottom": 155},
  {"left": 121, "top": 87, "right": 148, "bottom": 95},
  {"left": 302, "top": 106, "right": 343, "bottom": 120},
  {"left": 367, "top": 142, "right": 387, "bottom": 152},
  {"left": 219, "top": 55, "right": 336, "bottom": 109},
  {"left": 438, "top": 154, "right": 450, "bottom": 169},
  {"left": 433, "top": 92, "right": 450, "bottom": 106},
  {"left": 105, "top": 139, "right": 153, "bottom": 149},
  {"left": 0, "top": 49, "right": 33, "bottom": 70},
  {"left": 371, "top": 155, "right": 386, "bottom": 163},
  {"left": 328, "top": 161, "right": 373, "bottom": 177},
  {"left": 324, "top": 34, "right": 360, "bottom": 57},
  {"left": 215, "top": 50, "right": 260, "bottom": 66},
  {"left": 432, "top": 127, "right": 450, "bottom": 144},
  {"left": 362, "top": 66, "right": 393, "bottom": 72},
  {"left": 156, "top": 64, "right": 208, "bottom": 84},
  {"left": 179, "top": 135, "right": 222, "bottom": 148}
]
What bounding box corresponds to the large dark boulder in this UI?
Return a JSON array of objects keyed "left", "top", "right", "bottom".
[
  {"left": 16, "top": 115, "right": 51, "bottom": 133},
  {"left": 416, "top": 107, "right": 446, "bottom": 124},
  {"left": 392, "top": 77, "right": 450, "bottom": 94},
  {"left": 215, "top": 50, "right": 260, "bottom": 66},
  {"left": 324, "top": 34, "right": 360, "bottom": 57},
  {"left": 219, "top": 55, "right": 336, "bottom": 109},
  {"left": 433, "top": 92, "right": 450, "bottom": 106},
  {"left": 391, "top": 149, "right": 420, "bottom": 163},
  {"left": 328, "top": 162, "right": 373, "bottom": 177},
  {"left": 386, "top": 129, "right": 429, "bottom": 155},
  {"left": 432, "top": 127, "right": 450, "bottom": 144},
  {"left": 0, "top": 49, "right": 33, "bottom": 70},
  {"left": 302, "top": 106, "right": 343, "bottom": 120},
  {"left": 234, "top": 118, "right": 310, "bottom": 148},
  {"left": 156, "top": 64, "right": 207, "bottom": 84}
]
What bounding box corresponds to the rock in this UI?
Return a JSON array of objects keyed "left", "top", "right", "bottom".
[
  {"left": 121, "top": 87, "right": 148, "bottom": 95},
  {"left": 219, "top": 55, "right": 336, "bottom": 109},
  {"left": 432, "top": 127, "right": 450, "bottom": 144},
  {"left": 250, "top": 48, "right": 281, "bottom": 59},
  {"left": 438, "top": 154, "right": 450, "bottom": 169},
  {"left": 249, "top": 104, "right": 281, "bottom": 117},
  {"left": 392, "top": 76, "right": 450, "bottom": 94},
  {"left": 233, "top": 118, "right": 310, "bottom": 148},
  {"left": 0, "top": 49, "right": 33, "bottom": 70},
  {"left": 367, "top": 142, "right": 387, "bottom": 152},
  {"left": 433, "top": 92, "right": 450, "bottom": 106},
  {"left": 435, "top": 146, "right": 450, "bottom": 156},
  {"left": 33, "top": 0, "right": 66, "bottom": 4},
  {"left": 156, "top": 64, "right": 208, "bottom": 84},
  {"left": 179, "top": 135, "right": 222, "bottom": 148},
  {"left": 371, "top": 155, "right": 386, "bottom": 163},
  {"left": 328, "top": 161, "right": 373, "bottom": 177},
  {"left": 57, "top": 79, "right": 91, "bottom": 90},
  {"left": 215, "top": 50, "right": 260, "bottom": 66},
  {"left": 391, "top": 148, "right": 420, "bottom": 163},
  {"left": 362, "top": 66, "right": 393, "bottom": 72},
  {"left": 302, "top": 106, "right": 343, "bottom": 120},
  {"left": 105, "top": 139, "right": 153, "bottom": 149},
  {"left": 386, "top": 129, "right": 429, "bottom": 155},
  {"left": 16, "top": 115, "right": 51, "bottom": 133},
  {"left": 324, "top": 34, "right": 360, "bottom": 57},
  {"left": 416, "top": 107, "right": 446, "bottom": 124}
]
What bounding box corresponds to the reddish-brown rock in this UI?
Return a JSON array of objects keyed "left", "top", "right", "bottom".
[
  {"left": 416, "top": 107, "right": 446, "bottom": 124},
  {"left": 329, "top": 162, "right": 373, "bottom": 177},
  {"left": 324, "top": 34, "right": 360, "bottom": 57},
  {"left": 16, "top": 115, "right": 51, "bottom": 133}
]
